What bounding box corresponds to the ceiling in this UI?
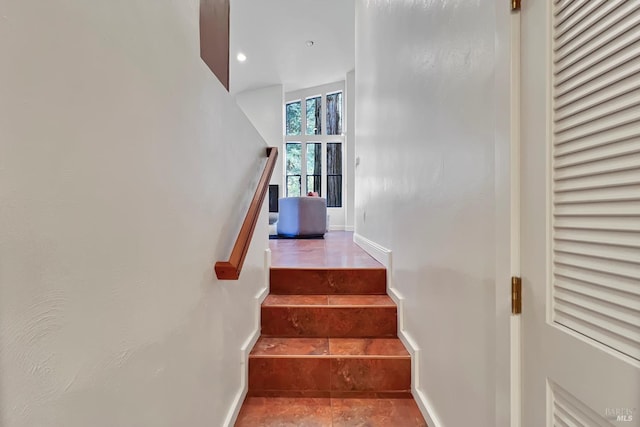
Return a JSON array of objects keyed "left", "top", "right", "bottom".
[{"left": 229, "top": 0, "right": 355, "bottom": 95}]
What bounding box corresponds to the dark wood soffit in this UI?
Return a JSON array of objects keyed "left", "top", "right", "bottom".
[{"left": 200, "top": 0, "right": 230, "bottom": 91}]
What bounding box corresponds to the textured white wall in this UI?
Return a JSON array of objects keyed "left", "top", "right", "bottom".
[
  {"left": 355, "top": 0, "right": 510, "bottom": 426},
  {"left": 345, "top": 70, "right": 356, "bottom": 231},
  {"left": 236, "top": 85, "right": 284, "bottom": 189},
  {"left": 0, "top": 1, "right": 268, "bottom": 426}
]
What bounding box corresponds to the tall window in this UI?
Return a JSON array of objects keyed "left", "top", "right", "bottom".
[
  {"left": 326, "top": 92, "right": 343, "bottom": 135},
  {"left": 306, "top": 143, "right": 321, "bottom": 195},
  {"left": 306, "top": 97, "right": 321, "bottom": 135},
  {"left": 285, "top": 84, "right": 344, "bottom": 208},
  {"left": 286, "top": 142, "right": 301, "bottom": 197},
  {"left": 286, "top": 101, "right": 301, "bottom": 136},
  {"left": 327, "top": 143, "right": 342, "bottom": 207}
]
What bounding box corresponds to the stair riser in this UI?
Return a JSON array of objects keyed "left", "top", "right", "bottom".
[
  {"left": 249, "top": 357, "right": 410, "bottom": 393},
  {"left": 261, "top": 306, "right": 397, "bottom": 338},
  {"left": 270, "top": 268, "right": 386, "bottom": 295}
]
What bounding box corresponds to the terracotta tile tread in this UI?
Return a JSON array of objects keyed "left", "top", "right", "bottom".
[
  {"left": 251, "top": 337, "right": 409, "bottom": 357},
  {"left": 235, "top": 396, "right": 427, "bottom": 426},
  {"left": 251, "top": 337, "right": 329, "bottom": 356},
  {"left": 246, "top": 390, "right": 413, "bottom": 398},
  {"left": 329, "top": 338, "right": 409, "bottom": 356},
  {"left": 250, "top": 355, "right": 409, "bottom": 359},
  {"left": 327, "top": 295, "right": 395, "bottom": 306},
  {"left": 263, "top": 295, "right": 329, "bottom": 305},
  {"left": 263, "top": 294, "right": 395, "bottom": 307},
  {"left": 270, "top": 267, "right": 387, "bottom": 271},
  {"left": 328, "top": 391, "right": 413, "bottom": 399}
]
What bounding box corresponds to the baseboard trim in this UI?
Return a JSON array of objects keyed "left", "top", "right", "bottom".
[
  {"left": 353, "top": 233, "right": 443, "bottom": 427},
  {"left": 223, "top": 249, "right": 271, "bottom": 427},
  {"left": 414, "top": 387, "right": 445, "bottom": 427},
  {"left": 328, "top": 225, "right": 354, "bottom": 232},
  {"left": 353, "top": 233, "right": 391, "bottom": 267}
]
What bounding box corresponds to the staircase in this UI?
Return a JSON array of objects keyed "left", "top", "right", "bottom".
[{"left": 235, "top": 265, "right": 427, "bottom": 426}]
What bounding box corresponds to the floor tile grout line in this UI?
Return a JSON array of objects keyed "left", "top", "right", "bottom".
[
  {"left": 263, "top": 304, "right": 396, "bottom": 308},
  {"left": 330, "top": 392, "right": 334, "bottom": 427},
  {"left": 249, "top": 355, "right": 410, "bottom": 359},
  {"left": 329, "top": 351, "right": 333, "bottom": 427}
]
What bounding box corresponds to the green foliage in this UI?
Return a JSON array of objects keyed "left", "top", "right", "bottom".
[
  {"left": 326, "top": 93, "right": 342, "bottom": 135},
  {"left": 286, "top": 102, "right": 301, "bottom": 135},
  {"left": 306, "top": 97, "right": 321, "bottom": 135},
  {"left": 287, "top": 176, "right": 301, "bottom": 197},
  {"left": 286, "top": 143, "right": 301, "bottom": 196},
  {"left": 286, "top": 143, "right": 301, "bottom": 174}
]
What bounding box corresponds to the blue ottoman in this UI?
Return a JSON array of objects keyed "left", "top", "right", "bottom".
[{"left": 277, "top": 197, "right": 327, "bottom": 238}]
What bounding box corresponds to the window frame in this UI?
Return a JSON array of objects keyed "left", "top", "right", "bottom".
[
  {"left": 285, "top": 141, "right": 302, "bottom": 197},
  {"left": 326, "top": 142, "right": 343, "bottom": 208},
  {"left": 284, "top": 82, "right": 345, "bottom": 209}
]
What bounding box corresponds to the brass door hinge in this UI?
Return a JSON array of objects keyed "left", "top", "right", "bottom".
[
  {"left": 512, "top": 0, "right": 521, "bottom": 11},
  {"left": 512, "top": 276, "right": 522, "bottom": 314}
]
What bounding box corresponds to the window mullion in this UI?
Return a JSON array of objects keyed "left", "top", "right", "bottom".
[
  {"left": 286, "top": 84, "right": 344, "bottom": 204},
  {"left": 301, "top": 102, "right": 307, "bottom": 194}
]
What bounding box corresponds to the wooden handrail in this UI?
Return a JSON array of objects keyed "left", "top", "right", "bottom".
[{"left": 215, "top": 147, "right": 278, "bottom": 280}]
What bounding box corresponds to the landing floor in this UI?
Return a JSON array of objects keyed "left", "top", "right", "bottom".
[{"left": 269, "top": 231, "right": 382, "bottom": 268}]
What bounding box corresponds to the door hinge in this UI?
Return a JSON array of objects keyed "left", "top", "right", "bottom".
[
  {"left": 511, "top": 0, "right": 521, "bottom": 12},
  {"left": 512, "top": 276, "right": 522, "bottom": 314}
]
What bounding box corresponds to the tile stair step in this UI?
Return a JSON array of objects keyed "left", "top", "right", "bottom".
[
  {"left": 270, "top": 267, "right": 387, "bottom": 295},
  {"left": 250, "top": 337, "right": 409, "bottom": 357},
  {"left": 235, "top": 396, "right": 428, "bottom": 427},
  {"left": 236, "top": 234, "right": 428, "bottom": 426},
  {"left": 261, "top": 295, "right": 397, "bottom": 338},
  {"left": 262, "top": 294, "right": 396, "bottom": 307},
  {"left": 248, "top": 337, "right": 411, "bottom": 394}
]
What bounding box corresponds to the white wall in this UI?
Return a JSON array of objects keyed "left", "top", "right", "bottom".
[
  {"left": 354, "top": 1, "right": 512, "bottom": 426},
  {"left": 0, "top": 1, "right": 268, "bottom": 426},
  {"left": 235, "top": 85, "right": 284, "bottom": 189},
  {"left": 345, "top": 70, "right": 356, "bottom": 231}
]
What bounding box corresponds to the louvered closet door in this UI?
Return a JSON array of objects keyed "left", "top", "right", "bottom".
[
  {"left": 521, "top": 0, "right": 640, "bottom": 426},
  {"left": 552, "top": 0, "right": 640, "bottom": 362}
]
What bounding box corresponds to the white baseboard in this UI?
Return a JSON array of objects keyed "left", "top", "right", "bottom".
[
  {"left": 353, "top": 233, "right": 444, "bottom": 427},
  {"left": 327, "top": 225, "right": 354, "bottom": 232},
  {"left": 414, "top": 387, "right": 445, "bottom": 427},
  {"left": 223, "top": 249, "right": 271, "bottom": 427},
  {"left": 353, "top": 233, "right": 391, "bottom": 267}
]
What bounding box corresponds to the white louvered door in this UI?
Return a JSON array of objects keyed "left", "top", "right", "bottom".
[{"left": 521, "top": 0, "right": 640, "bottom": 426}]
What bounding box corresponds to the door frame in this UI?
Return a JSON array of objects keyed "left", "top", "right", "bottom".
[{"left": 494, "top": 1, "right": 523, "bottom": 426}]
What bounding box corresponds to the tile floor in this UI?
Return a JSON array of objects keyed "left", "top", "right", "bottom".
[
  {"left": 236, "top": 397, "right": 427, "bottom": 427},
  {"left": 270, "top": 231, "right": 382, "bottom": 268}
]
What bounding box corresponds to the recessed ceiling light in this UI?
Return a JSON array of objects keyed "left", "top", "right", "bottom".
[
  {"left": 305, "top": 40, "right": 314, "bottom": 47},
  {"left": 237, "top": 52, "right": 247, "bottom": 62}
]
